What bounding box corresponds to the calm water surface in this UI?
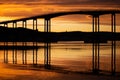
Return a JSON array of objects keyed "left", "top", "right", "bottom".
[{"left": 0, "top": 41, "right": 120, "bottom": 73}]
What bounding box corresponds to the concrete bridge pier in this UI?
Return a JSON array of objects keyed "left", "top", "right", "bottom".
[
  {"left": 21, "top": 20, "right": 27, "bottom": 64},
  {"left": 22, "top": 20, "right": 27, "bottom": 45},
  {"left": 44, "top": 42, "right": 51, "bottom": 69},
  {"left": 92, "top": 15, "right": 100, "bottom": 73},
  {"left": 44, "top": 18, "right": 51, "bottom": 69},
  {"left": 4, "top": 49, "right": 8, "bottom": 63},
  {"left": 44, "top": 18, "right": 51, "bottom": 32},
  {"left": 13, "top": 22, "right": 17, "bottom": 28},
  {"left": 32, "top": 19, "right": 38, "bottom": 65},
  {"left": 12, "top": 49, "right": 17, "bottom": 64},
  {"left": 3, "top": 23, "right": 9, "bottom": 63},
  {"left": 12, "top": 22, "right": 18, "bottom": 64},
  {"left": 22, "top": 50, "right": 25, "bottom": 64},
  {"left": 25, "top": 50, "right": 27, "bottom": 64},
  {"left": 32, "top": 45, "right": 38, "bottom": 65},
  {"left": 92, "top": 13, "right": 117, "bottom": 75},
  {"left": 22, "top": 20, "right": 27, "bottom": 28},
  {"left": 111, "top": 13, "right": 116, "bottom": 75},
  {"left": 33, "top": 19, "right": 38, "bottom": 30},
  {"left": 15, "top": 50, "right": 17, "bottom": 64},
  {"left": 22, "top": 50, "right": 27, "bottom": 64}
]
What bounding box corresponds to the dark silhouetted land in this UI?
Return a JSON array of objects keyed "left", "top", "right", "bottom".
[{"left": 0, "top": 26, "right": 120, "bottom": 43}]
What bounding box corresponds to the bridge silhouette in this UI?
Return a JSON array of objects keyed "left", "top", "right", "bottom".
[
  {"left": 0, "top": 9, "right": 120, "bottom": 32},
  {"left": 0, "top": 9, "right": 120, "bottom": 75}
]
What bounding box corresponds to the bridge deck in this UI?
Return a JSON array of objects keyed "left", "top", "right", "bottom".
[{"left": 0, "top": 9, "right": 120, "bottom": 24}]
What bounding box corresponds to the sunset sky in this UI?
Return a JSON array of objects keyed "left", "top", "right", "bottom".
[{"left": 0, "top": 0, "right": 120, "bottom": 32}]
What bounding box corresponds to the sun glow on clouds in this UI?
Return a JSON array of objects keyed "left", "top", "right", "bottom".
[{"left": 0, "top": 1, "right": 120, "bottom": 19}]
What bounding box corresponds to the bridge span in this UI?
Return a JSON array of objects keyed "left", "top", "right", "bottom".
[{"left": 0, "top": 9, "right": 120, "bottom": 32}]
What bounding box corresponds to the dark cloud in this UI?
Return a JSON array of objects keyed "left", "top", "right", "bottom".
[
  {"left": 0, "top": 0, "right": 39, "bottom": 3},
  {"left": 39, "top": 0, "right": 120, "bottom": 5},
  {"left": 88, "top": 0, "right": 120, "bottom": 5},
  {"left": 0, "top": 0, "right": 120, "bottom": 5},
  {"left": 43, "top": 0, "right": 120, "bottom": 10}
]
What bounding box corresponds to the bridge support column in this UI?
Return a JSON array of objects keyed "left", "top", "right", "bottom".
[
  {"left": 15, "top": 50, "right": 17, "bottom": 64},
  {"left": 22, "top": 21, "right": 25, "bottom": 64},
  {"left": 44, "top": 42, "right": 51, "bottom": 69},
  {"left": 4, "top": 49, "right": 8, "bottom": 63},
  {"left": 12, "top": 22, "right": 18, "bottom": 64},
  {"left": 12, "top": 50, "right": 15, "bottom": 64},
  {"left": 12, "top": 49, "right": 17, "bottom": 64},
  {"left": 22, "top": 49, "right": 27, "bottom": 64},
  {"left": 33, "top": 48, "right": 38, "bottom": 65},
  {"left": 22, "top": 20, "right": 27, "bottom": 64},
  {"left": 111, "top": 13, "right": 116, "bottom": 75},
  {"left": 22, "top": 20, "right": 27, "bottom": 28},
  {"left": 32, "top": 45, "right": 38, "bottom": 65},
  {"left": 22, "top": 50, "right": 25, "bottom": 64},
  {"left": 92, "top": 15, "right": 100, "bottom": 73},
  {"left": 33, "top": 19, "right": 38, "bottom": 30},
  {"left": 12, "top": 22, "right": 15, "bottom": 64},
  {"left": 3, "top": 23, "right": 8, "bottom": 43},
  {"left": 44, "top": 18, "right": 51, "bottom": 32},
  {"left": 13, "top": 22, "right": 17, "bottom": 28},
  {"left": 3, "top": 23, "right": 8, "bottom": 63},
  {"left": 44, "top": 18, "right": 51, "bottom": 69},
  {"left": 25, "top": 50, "right": 27, "bottom": 64},
  {"left": 33, "top": 19, "right": 38, "bottom": 65}
]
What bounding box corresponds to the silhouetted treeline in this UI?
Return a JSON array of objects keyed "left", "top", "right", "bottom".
[{"left": 0, "top": 26, "right": 120, "bottom": 43}]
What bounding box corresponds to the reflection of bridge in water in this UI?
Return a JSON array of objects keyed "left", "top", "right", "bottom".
[
  {"left": 1, "top": 9, "right": 120, "bottom": 75},
  {"left": 3, "top": 43, "right": 51, "bottom": 69}
]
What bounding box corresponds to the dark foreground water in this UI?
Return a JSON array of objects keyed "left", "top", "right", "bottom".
[{"left": 0, "top": 41, "right": 120, "bottom": 74}]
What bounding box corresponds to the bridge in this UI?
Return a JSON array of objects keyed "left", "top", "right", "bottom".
[
  {"left": 0, "top": 10, "right": 120, "bottom": 32},
  {"left": 0, "top": 9, "right": 120, "bottom": 75}
]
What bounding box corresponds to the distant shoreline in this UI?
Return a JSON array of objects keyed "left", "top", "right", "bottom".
[{"left": 0, "top": 26, "right": 120, "bottom": 43}]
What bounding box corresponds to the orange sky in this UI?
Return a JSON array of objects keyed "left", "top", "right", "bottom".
[
  {"left": 0, "top": 0, "right": 120, "bottom": 19},
  {"left": 0, "top": 0, "right": 120, "bottom": 32}
]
